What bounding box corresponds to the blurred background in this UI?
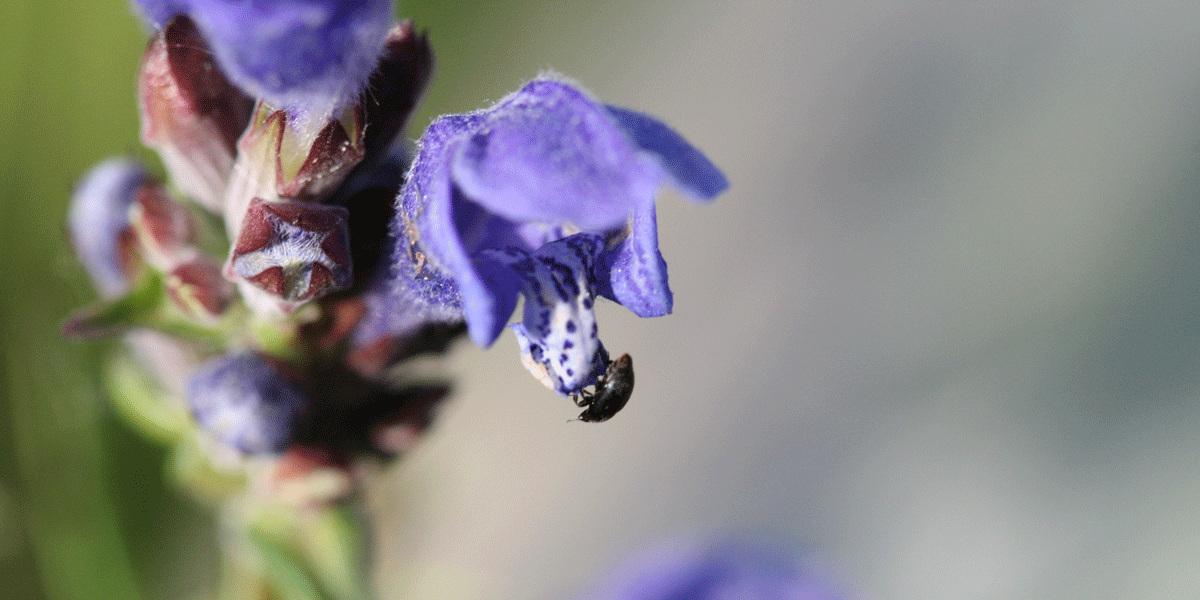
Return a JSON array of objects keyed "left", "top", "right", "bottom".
[{"left": 4, "top": 1, "right": 1200, "bottom": 599}]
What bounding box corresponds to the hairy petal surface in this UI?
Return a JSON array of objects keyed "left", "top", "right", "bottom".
[
  {"left": 603, "top": 106, "right": 729, "bottom": 202},
  {"left": 133, "top": 0, "right": 392, "bottom": 119},
  {"left": 352, "top": 116, "right": 478, "bottom": 348},
  {"left": 451, "top": 80, "right": 655, "bottom": 231},
  {"left": 595, "top": 202, "right": 672, "bottom": 317}
]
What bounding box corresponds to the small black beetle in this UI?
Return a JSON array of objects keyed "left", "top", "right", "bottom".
[{"left": 574, "top": 353, "right": 635, "bottom": 422}]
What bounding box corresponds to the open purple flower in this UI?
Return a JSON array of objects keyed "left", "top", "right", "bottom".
[
  {"left": 133, "top": 0, "right": 392, "bottom": 120},
  {"left": 360, "top": 78, "right": 727, "bottom": 394}
]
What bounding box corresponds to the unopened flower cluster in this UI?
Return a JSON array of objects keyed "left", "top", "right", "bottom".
[{"left": 67, "top": 0, "right": 726, "bottom": 479}]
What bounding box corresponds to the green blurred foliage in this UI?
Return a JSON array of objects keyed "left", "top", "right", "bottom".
[{"left": 0, "top": 0, "right": 217, "bottom": 598}]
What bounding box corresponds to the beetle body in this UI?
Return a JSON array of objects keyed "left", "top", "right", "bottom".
[{"left": 575, "top": 353, "right": 635, "bottom": 422}]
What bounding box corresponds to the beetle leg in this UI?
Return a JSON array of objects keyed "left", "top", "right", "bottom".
[{"left": 573, "top": 389, "right": 593, "bottom": 407}]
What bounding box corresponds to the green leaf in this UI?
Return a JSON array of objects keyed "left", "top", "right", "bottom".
[
  {"left": 62, "top": 270, "right": 235, "bottom": 348},
  {"left": 103, "top": 351, "right": 190, "bottom": 445}
]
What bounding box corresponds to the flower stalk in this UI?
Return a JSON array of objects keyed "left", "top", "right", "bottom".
[{"left": 66, "top": 1, "right": 729, "bottom": 598}]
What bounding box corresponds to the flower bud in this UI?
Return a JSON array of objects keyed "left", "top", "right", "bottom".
[
  {"left": 226, "top": 198, "right": 352, "bottom": 313},
  {"left": 358, "top": 21, "right": 433, "bottom": 167},
  {"left": 271, "top": 446, "right": 353, "bottom": 507},
  {"left": 139, "top": 15, "right": 254, "bottom": 211},
  {"left": 165, "top": 256, "right": 236, "bottom": 319},
  {"left": 128, "top": 176, "right": 197, "bottom": 272},
  {"left": 187, "top": 352, "right": 306, "bottom": 454},
  {"left": 221, "top": 101, "right": 364, "bottom": 247},
  {"left": 67, "top": 159, "right": 151, "bottom": 298}
]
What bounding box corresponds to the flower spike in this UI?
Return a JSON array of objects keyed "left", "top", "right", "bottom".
[
  {"left": 73, "top": 0, "right": 727, "bottom": 487},
  {"left": 66, "top": 3, "right": 742, "bottom": 595}
]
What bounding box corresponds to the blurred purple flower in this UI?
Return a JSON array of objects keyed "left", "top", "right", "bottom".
[
  {"left": 132, "top": 0, "right": 392, "bottom": 119},
  {"left": 67, "top": 158, "right": 148, "bottom": 298},
  {"left": 578, "top": 537, "right": 847, "bottom": 600},
  {"left": 358, "top": 78, "right": 727, "bottom": 394},
  {"left": 188, "top": 352, "right": 307, "bottom": 454}
]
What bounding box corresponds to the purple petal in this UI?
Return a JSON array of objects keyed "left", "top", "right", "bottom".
[
  {"left": 451, "top": 79, "right": 659, "bottom": 232},
  {"left": 133, "top": 0, "right": 187, "bottom": 25},
  {"left": 605, "top": 106, "right": 729, "bottom": 202},
  {"left": 578, "top": 537, "right": 847, "bottom": 600},
  {"left": 467, "top": 249, "right": 524, "bottom": 348},
  {"left": 187, "top": 352, "right": 306, "bottom": 454},
  {"left": 67, "top": 158, "right": 148, "bottom": 297},
  {"left": 354, "top": 115, "right": 481, "bottom": 346},
  {"left": 596, "top": 202, "right": 673, "bottom": 317},
  {"left": 134, "top": 0, "right": 392, "bottom": 117},
  {"left": 402, "top": 115, "right": 484, "bottom": 293}
]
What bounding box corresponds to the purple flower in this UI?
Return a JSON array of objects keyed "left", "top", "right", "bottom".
[
  {"left": 359, "top": 78, "right": 726, "bottom": 394},
  {"left": 578, "top": 537, "right": 847, "bottom": 600},
  {"left": 132, "top": 0, "right": 392, "bottom": 119},
  {"left": 67, "top": 158, "right": 149, "bottom": 298},
  {"left": 187, "top": 352, "right": 307, "bottom": 454}
]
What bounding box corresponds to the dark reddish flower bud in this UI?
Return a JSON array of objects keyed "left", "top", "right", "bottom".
[
  {"left": 369, "top": 385, "right": 454, "bottom": 456},
  {"left": 226, "top": 198, "right": 352, "bottom": 312},
  {"left": 221, "top": 102, "right": 365, "bottom": 248},
  {"left": 358, "top": 21, "right": 434, "bottom": 166},
  {"left": 138, "top": 15, "right": 254, "bottom": 211},
  {"left": 289, "top": 361, "right": 453, "bottom": 459},
  {"left": 270, "top": 446, "right": 354, "bottom": 507},
  {"left": 129, "top": 178, "right": 196, "bottom": 271},
  {"left": 165, "top": 256, "right": 236, "bottom": 318},
  {"left": 231, "top": 100, "right": 366, "bottom": 205},
  {"left": 276, "top": 105, "right": 365, "bottom": 200}
]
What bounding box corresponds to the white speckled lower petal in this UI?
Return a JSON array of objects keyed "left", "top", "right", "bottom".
[{"left": 481, "top": 234, "right": 609, "bottom": 394}]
